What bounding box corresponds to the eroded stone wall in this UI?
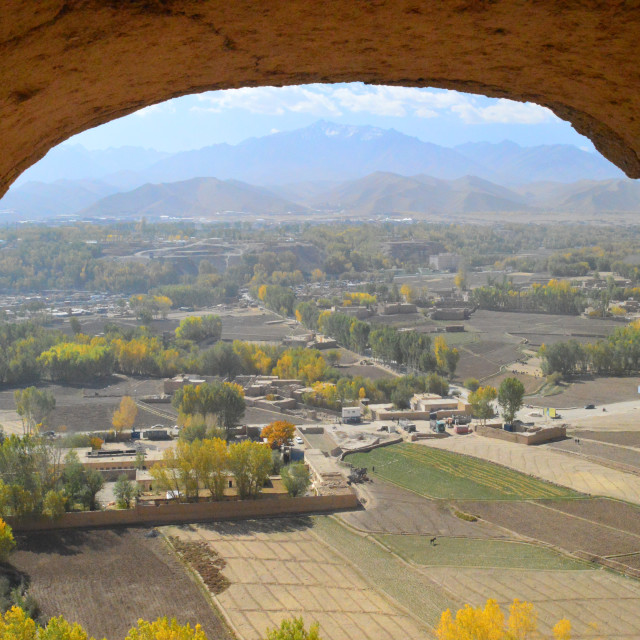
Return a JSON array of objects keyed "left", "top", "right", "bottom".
[{"left": 2, "top": 0, "right": 640, "bottom": 196}]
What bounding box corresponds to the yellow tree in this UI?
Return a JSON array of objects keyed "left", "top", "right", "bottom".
[
  {"left": 552, "top": 619, "right": 572, "bottom": 640},
  {"left": 0, "top": 518, "right": 16, "bottom": 562},
  {"left": 437, "top": 598, "right": 554, "bottom": 640},
  {"left": 434, "top": 335, "right": 449, "bottom": 371},
  {"left": 454, "top": 265, "right": 468, "bottom": 291},
  {"left": 261, "top": 421, "right": 296, "bottom": 449},
  {"left": 400, "top": 284, "right": 414, "bottom": 303},
  {"left": 469, "top": 386, "right": 498, "bottom": 424},
  {"left": 125, "top": 617, "right": 208, "bottom": 640},
  {"left": 112, "top": 396, "right": 138, "bottom": 434}
]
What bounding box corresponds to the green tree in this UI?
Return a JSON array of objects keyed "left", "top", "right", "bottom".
[
  {"left": 464, "top": 378, "right": 480, "bottom": 392},
  {"left": 281, "top": 463, "right": 311, "bottom": 497},
  {"left": 498, "top": 377, "right": 526, "bottom": 425},
  {"left": 114, "top": 474, "right": 140, "bottom": 509},
  {"left": 14, "top": 387, "right": 56, "bottom": 435}
]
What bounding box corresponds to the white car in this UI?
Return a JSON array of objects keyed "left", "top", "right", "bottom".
[{"left": 295, "top": 436, "right": 304, "bottom": 445}]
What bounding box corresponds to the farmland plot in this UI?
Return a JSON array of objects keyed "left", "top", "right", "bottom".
[
  {"left": 10, "top": 528, "right": 231, "bottom": 640},
  {"left": 347, "top": 443, "right": 579, "bottom": 500}
]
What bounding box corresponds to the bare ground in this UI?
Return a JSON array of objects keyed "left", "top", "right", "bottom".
[
  {"left": 529, "top": 376, "right": 640, "bottom": 407},
  {"left": 10, "top": 528, "right": 232, "bottom": 640}
]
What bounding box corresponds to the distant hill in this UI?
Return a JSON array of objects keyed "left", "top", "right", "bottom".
[
  {"left": 454, "top": 140, "right": 623, "bottom": 184},
  {"left": 309, "top": 172, "right": 532, "bottom": 215},
  {"left": 0, "top": 179, "right": 119, "bottom": 220},
  {"left": 9, "top": 121, "right": 625, "bottom": 192},
  {"left": 14, "top": 145, "right": 170, "bottom": 186},
  {"left": 138, "top": 121, "right": 485, "bottom": 186},
  {"left": 79, "top": 177, "right": 308, "bottom": 219},
  {"left": 0, "top": 120, "right": 634, "bottom": 220}
]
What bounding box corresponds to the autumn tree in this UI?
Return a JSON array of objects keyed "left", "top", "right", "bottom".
[
  {"left": 454, "top": 264, "right": 468, "bottom": 291},
  {"left": 498, "top": 377, "right": 526, "bottom": 425},
  {"left": 112, "top": 396, "right": 138, "bottom": 434},
  {"left": 437, "top": 598, "right": 572, "bottom": 640},
  {"left": 265, "top": 617, "right": 321, "bottom": 640},
  {"left": 228, "top": 441, "right": 272, "bottom": 499},
  {"left": 0, "top": 517, "right": 16, "bottom": 561},
  {"left": 434, "top": 336, "right": 459, "bottom": 377},
  {"left": 400, "top": 283, "right": 415, "bottom": 303},
  {"left": 469, "top": 386, "right": 497, "bottom": 424},
  {"left": 261, "top": 421, "right": 296, "bottom": 449},
  {"left": 126, "top": 617, "right": 209, "bottom": 640}
]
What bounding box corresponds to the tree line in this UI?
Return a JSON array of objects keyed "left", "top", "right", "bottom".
[
  {"left": 295, "top": 304, "right": 459, "bottom": 377},
  {"left": 540, "top": 319, "right": 640, "bottom": 377},
  {"left": 472, "top": 278, "right": 587, "bottom": 315}
]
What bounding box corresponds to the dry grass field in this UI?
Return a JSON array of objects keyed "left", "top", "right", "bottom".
[
  {"left": 423, "top": 566, "right": 640, "bottom": 638},
  {"left": 10, "top": 528, "right": 231, "bottom": 640},
  {"left": 163, "top": 518, "right": 433, "bottom": 640}
]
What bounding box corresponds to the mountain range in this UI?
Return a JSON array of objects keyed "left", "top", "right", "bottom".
[{"left": 1, "top": 120, "right": 637, "bottom": 220}]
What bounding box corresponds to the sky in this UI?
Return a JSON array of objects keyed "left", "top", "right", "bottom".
[{"left": 66, "top": 83, "right": 595, "bottom": 153}]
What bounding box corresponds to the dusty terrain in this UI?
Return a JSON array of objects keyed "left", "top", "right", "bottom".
[
  {"left": 529, "top": 376, "right": 640, "bottom": 407},
  {"left": 10, "top": 528, "right": 231, "bottom": 640}
]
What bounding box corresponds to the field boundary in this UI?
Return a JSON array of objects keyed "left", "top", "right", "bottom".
[
  {"left": 6, "top": 492, "right": 359, "bottom": 532},
  {"left": 340, "top": 436, "right": 404, "bottom": 461}
]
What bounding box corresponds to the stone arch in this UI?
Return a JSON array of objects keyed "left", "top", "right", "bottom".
[{"left": 2, "top": 0, "right": 640, "bottom": 197}]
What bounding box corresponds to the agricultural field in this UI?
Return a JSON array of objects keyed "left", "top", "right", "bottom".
[
  {"left": 374, "top": 535, "right": 591, "bottom": 571},
  {"left": 10, "top": 528, "right": 231, "bottom": 640},
  {"left": 0, "top": 377, "right": 174, "bottom": 435},
  {"left": 163, "top": 518, "right": 436, "bottom": 640},
  {"left": 571, "top": 430, "right": 640, "bottom": 448},
  {"left": 424, "top": 566, "right": 640, "bottom": 638},
  {"left": 547, "top": 438, "right": 640, "bottom": 471},
  {"left": 346, "top": 443, "right": 580, "bottom": 501},
  {"left": 339, "top": 476, "right": 508, "bottom": 537},
  {"left": 456, "top": 499, "right": 640, "bottom": 563},
  {"left": 424, "top": 436, "right": 640, "bottom": 504},
  {"left": 528, "top": 375, "right": 640, "bottom": 407}
]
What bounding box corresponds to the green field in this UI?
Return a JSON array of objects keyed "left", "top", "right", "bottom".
[
  {"left": 375, "top": 535, "right": 591, "bottom": 570},
  {"left": 347, "top": 443, "right": 580, "bottom": 500}
]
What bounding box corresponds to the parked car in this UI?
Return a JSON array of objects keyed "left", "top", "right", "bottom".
[
  {"left": 295, "top": 436, "right": 304, "bottom": 444},
  {"left": 584, "top": 404, "right": 595, "bottom": 409}
]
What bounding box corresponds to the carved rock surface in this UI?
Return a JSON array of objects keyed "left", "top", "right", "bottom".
[{"left": 1, "top": 0, "right": 640, "bottom": 196}]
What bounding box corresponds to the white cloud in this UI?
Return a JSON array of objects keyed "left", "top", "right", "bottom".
[
  {"left": 190, "top": 83, "right": 558, "bottom": 125},
  {"left": 452, "top": 98, "right": 555, "bottom": 124},
  {"left": 192, "top": 86, "right": 341, "bottom": 117}
]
